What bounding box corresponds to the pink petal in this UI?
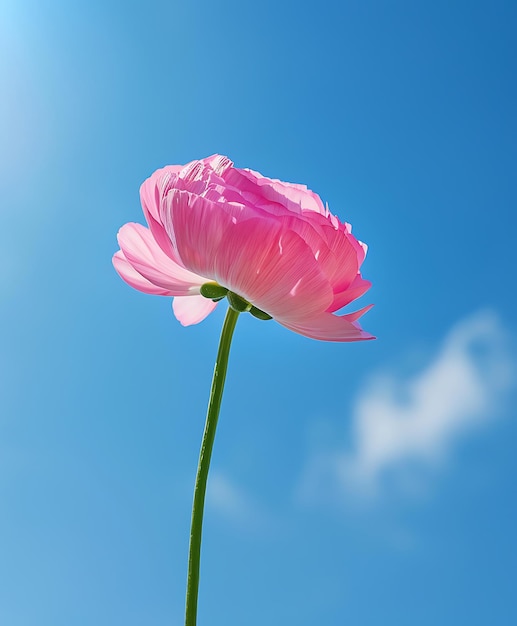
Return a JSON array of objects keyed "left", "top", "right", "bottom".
[
  {"left": 201, "top": 154, "right": 234, "bottom": 175},
  {"left": 164, "top": 190, "right": 334, "bottom": 320},
  {"left": 278, "top": 311, "right": 375, "bottom": 342},
  {"left": 229, "top": 167, "right": 327, "bottom": 215},
  {"left": 343, "top": 230, "right": 367, "bottom": 267},
  {"left": 213, "top": 218, "right": 334, "bottom": 321},
  {"left": 327, "top": 275, "right": 372, "bottom": 313},
  {"left": 276, "top": 215, "right": 360, "bottom": 291},
  {"left": 172, "top": 295, "right": 218, "bottom": 326},
  {"left": 341, "top": 303, "right": 374, "bottom": 322},
  {"left": 162, "top": 189, "right": 238, "bottom": 279},
  {"left": 140, "top": 166, "right": 186, "bottom": 261},
  {"left": 170, "top": 156, "right": 273, "bottom": 220},
  {"left": 112, "top": 251, "right": 174, "bottom": 296},
  {"left": 319, "top": 224, "right": 361, "bottom": 289},
  {"left": 181, "top": 155, "right": 233, "bottom": 183},
  {"left": 117, "top": 222, "right": 206, "bottom": 295},
  {"left": 140, "top": 165, "right": 183, "bottom": 224}
]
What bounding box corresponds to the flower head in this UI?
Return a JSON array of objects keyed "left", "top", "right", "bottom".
[{"left": 113, "top": 155, "right": 374, "bottom": 341}]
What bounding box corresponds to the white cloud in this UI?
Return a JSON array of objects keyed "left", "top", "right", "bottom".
[
  {"left": 298, "top": 311, "right": 515, "bottom": 502},
  {"left": 206, "top": 470, "right": 272, "bottom": 531}
]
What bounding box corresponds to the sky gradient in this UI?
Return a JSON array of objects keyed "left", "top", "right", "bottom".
[{"left": 1, "top": 1, "right": 516, "bottom": 625}]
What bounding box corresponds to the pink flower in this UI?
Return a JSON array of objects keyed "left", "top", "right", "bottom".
[{"left": 113, "top": 155, "right": 374, "bottom": 342}]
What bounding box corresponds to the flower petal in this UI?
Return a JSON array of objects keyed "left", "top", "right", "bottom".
[
  {"left": 117, "top": 222, "right": 206, "bottom": 295},
  {"left": 319, "top": 224, "right": 362, "bottom": 290},
  {"left": 140, "top": 166, "right": 185, "bottom": 260},
  {"left": 278, "top": 311, "right": 375, "bottom": 342},
  {"left": 211, "top": 218, "right": 334, "bottom": 320},
  {"left": 112, "top": 251, "right": 174, "bottom": 296},
  {"left": 341, "top": 303, "right": 374, "bottom": 322},
  {"left": 327, "top": 275, "right": 372, "bottom": 313},
  {"left": 172, "top": 295, "right": 218, "bottom": 326},
  {"left": 276, "top": 215, "right": 360, "bottom": 291},
  {"left": 162, "top": 189, "right": 239, "bottom": 279},
  {"left": 228, "top": 167, "right": 327, "bottom": 215},
  {"left": 164, "top": 190, "right": 334, "bottom": 319}
]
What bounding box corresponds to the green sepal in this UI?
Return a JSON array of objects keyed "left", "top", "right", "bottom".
[
  {"left": 250, "top": 306, "right": 273, "bottom": 320},
  {"left": 200, "top": 282, "right": 228, "bottom": 300},
  {"left": 227, "top": 291, "right": 252, "bottom": 312}
]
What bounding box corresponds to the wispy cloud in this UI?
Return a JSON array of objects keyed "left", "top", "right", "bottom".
[
  {"left": 206, "top": 470, "right": 272, "bottom": 532},
  {"left": 298, "top": 311, "right": 515, "bottom": 502}
]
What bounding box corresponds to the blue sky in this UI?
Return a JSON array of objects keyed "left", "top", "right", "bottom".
[{"left": 1, "top": 1, "right": 516, "bottom": 625}]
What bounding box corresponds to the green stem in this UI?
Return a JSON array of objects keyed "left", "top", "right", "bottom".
[{"left": 184, "top": 307, "right": 240, "bottom": 626}]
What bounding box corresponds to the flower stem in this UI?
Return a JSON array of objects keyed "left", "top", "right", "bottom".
[{"left": 184, "top": 307, "right": 240, "bottom": 626}]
